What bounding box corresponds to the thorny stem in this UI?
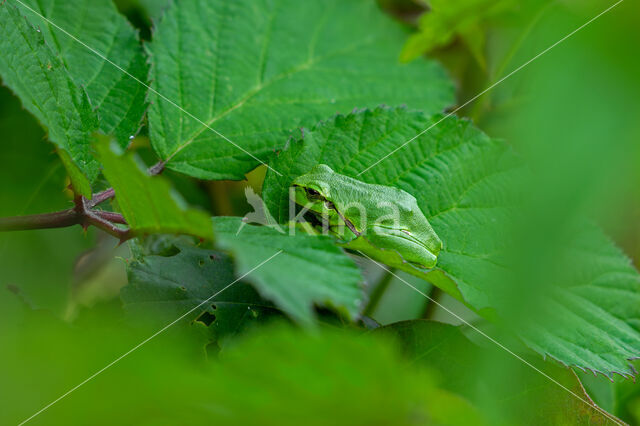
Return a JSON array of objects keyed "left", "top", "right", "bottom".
[
  {"left": 0, "top": 199, "right": 130, "bottom": 242},
  {"left": 0, "top": 209, "right": 79, "bottom": 231},
  {"left": 0, "top": 159, "right": 165, "bottom": 240},
  {"left": 94, "top": 210, "right": 127, "bottom": 224},
  {"left": 75, "top": 197, "right": 132, "bottom": 243},
  {"left": 89, "top": 160, "right": 166, "bottom": 208},
  {"left": 88, "top": 188, "right": 115, "bottom": 208}
]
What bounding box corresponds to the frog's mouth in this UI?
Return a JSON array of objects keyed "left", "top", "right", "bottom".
[{"left": 371, "top": 225, "right": 442, "bottom": 258}]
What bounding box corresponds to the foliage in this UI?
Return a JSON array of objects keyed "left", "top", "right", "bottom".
[
  {"left": 263, "top": 106, "right": 640, "bottom": 376},
  {"left": 376, "top": 320, "right": 623, "bottom": 425},
  {"left": 123, "top": 241, "right": 282, "bottom": 350},
  {"left": 1, "top": 0, "right": 640, "bottom": 423},
  {"left": 213, "top": 217, "right": 363, "bottom": 324},
  {"left": 401, "top": 0, "right": 514, "bottom": 66},
  {"left": 0, "top": 3, "right": 98, "bottom": 194},
  {"left": 95, "top": 136, "right": 213, "bottom": 239},
  {"left": 18, "top": 0, "right": 148, "bottom": 144},
  {"left": 147, "top": 0, "right": 454, "bottom": 179}
]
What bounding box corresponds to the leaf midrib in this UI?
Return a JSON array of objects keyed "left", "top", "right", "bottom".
[{"left": 163, "top": 34, "right": 382, "bottom": 163}]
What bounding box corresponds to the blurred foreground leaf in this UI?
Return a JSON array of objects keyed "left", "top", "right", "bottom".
[
  {"left": 207, "top": 325, "right": 485, "bottom": 426},
  {"left": 0, "top": 301, "right": 484, "bottom": 425},
  {"left": 377, "top": 320, "right": 624, "bottom": 425},
  {"left": 147, "top": 0, "right": 454, "bottom": 180}
]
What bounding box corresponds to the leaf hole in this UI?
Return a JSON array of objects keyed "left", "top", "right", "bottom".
[{"left": 195, "top": 309, "right": 217, "bottom": 326}]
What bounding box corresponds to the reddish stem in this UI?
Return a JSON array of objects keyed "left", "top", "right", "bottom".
[
  {"left": 0, "top": 159, "right": 165, "bottom": 239},
  {"left": 0, "top": 209, "right": 78, "bottom": 231}
]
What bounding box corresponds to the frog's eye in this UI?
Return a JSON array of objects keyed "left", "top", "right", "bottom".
[{"left": 305, "top": 188, "right": 321, "bottom": 198}]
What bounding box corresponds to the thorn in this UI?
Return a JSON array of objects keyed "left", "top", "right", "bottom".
[{"left": 116, "top": 230, "right": 133, "bottom": 246}]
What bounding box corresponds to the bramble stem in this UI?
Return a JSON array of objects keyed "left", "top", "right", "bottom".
[
  {"left": 0, "top": 198, "right": 132, "bottom": 242},
  {"left": 94, "top": 210, "right": 127, "bottom": 224},
  {"left": 0, "top": 209, "right": 78, "bottom": 231},
  {"left": 89, "top": 188, "right": 115, "bottom": 207},
  {"left": 0, "top": 159, "right": 165, "bottom": 239}
]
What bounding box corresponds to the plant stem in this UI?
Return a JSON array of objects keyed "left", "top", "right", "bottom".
[
  {"left": 0, "top": 198, "right": 131, "bottom": 242},
  {"left": 421, "top": 286, "right": 442, "bottom": 319},
  {"left": 0, "top": 209, "right": 79, "bottom": 231},
  {"left": 88, "top": 188, "right": 115, "bottom": 207},
  {"left": 94, "top": 210, "right": 127, "bottom": 224},
  {"left": 363, "top": 269, "right": 395, "bottom": 317},
  {"left": 0, "top": 159, "right": 163, "bottom": 239}
]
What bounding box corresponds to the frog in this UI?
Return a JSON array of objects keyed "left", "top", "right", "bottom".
[{"left": 292, "top": 164, "right": 442, "bottom": 269}]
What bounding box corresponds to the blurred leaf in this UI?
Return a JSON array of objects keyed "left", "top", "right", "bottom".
[
  {"left": 401, "top": 0, "right": 514, "bottom": 65},
  {"left": 377, "top": 320, "right": 624, "bottom": 425},
  {"left": 519, "top": 222, "right": 640, "bottom": 378},
  {"left": 0, "top": 302, "right": 483, "bottom": 425},
  {"left": 16, "top": 0, "right": 148, "bottom": 145},
  {"left": 213, "top": 217, "right": 363, "bottom": 324},
  {"left": 208, "top": 325, "right": 486, "bottom": 426},
  {"left": 0, "top": 2, "right": 98, "bottom": 195},
  {"left": 262, "top": 106, "right": 640, "bottom": 377},
  {"left": 122, "top": 243, "right": 282, "bottom": 350},
  {"left": 611, "top": 360, "right": 640, "bottom": 423},
  {"left": 147, "top": 0, "right": 454, "bottom": 180},
  {"left": 95, "top": 137, "right": 213, "bottom": 240}
]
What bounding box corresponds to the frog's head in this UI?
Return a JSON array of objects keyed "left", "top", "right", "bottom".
[{"left": 292, "top": 164, "right": 335, "bottom": 215}]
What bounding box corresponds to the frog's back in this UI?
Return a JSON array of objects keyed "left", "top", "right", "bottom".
[{"left": 327, "top": 172, "right": 418, "bottom": 213}]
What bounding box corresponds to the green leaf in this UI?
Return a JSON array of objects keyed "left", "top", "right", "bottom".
[
  {"left": 401, "top": 0, "right": 513, "bottom": 64},
  {"left": 209, "top": 325, "right": 486, "bottom": 426},
  {"left": 261, "top": 106, "right": 640, "bottom": 376},
  {"left": 123, "top": 243, "right": 282, "bottom": 349},
  {"left": 0, "top": 2, "right": 98, "bottom": 195},
  {"left": 94, "top": 136, "right": 213, "bottom": 240},
  {"left": 147, "top": 0, "right": 455, "bottom": 180},
  {"left": 520, "top": 222, "right": 640, "bottom": 378},
  {"left": 213, "top": 217, "right": 363, "bottom": 324},
  {"left": 376, "top": 320, "right": 623, "bottom": 425},
  {"left": 0, "top": 306, "right": 484, "bottom": 425},
  {"left": 136, "top": 0, "right": 169, "bottom": 22},
  {"left": 16, "top": 0, "right": 149, "bottom": 145}
]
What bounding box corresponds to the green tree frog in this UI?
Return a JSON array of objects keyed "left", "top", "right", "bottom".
[{"left": 292, "top": 164, "right": 442, "bottom": 269}]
